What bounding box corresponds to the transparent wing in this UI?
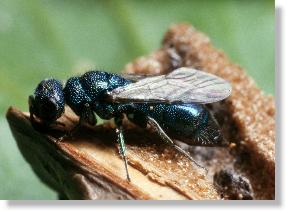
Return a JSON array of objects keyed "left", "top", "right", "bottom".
[{"left": 110, "top": 67, "right": 232, "bottom": 104}]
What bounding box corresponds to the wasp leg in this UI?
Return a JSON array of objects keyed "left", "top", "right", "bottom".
[
  {"left": 57, "top": 116, "right": 83, "bottom": 142},
  {"left": 58, "top": 103, "right": 97, "bottom": 142},
  {"left": 115, "top": 116, "right": 131, "bottom": 182},
  {"left": 147, "top": 116, "right": 207, "bottom": 173},
  {"left": 28, "top": 95, "right": 38, "bottom": 129},
  {"left": 82, "top": 103, "right": 97, "bottom": 126}
]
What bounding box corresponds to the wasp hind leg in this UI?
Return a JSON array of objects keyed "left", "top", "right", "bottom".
[
  {"left": 147, "top": 116, "right": 207, "bottom": 173},
  {"left": 115, "top": 115, "right": 131, "bottom": 182}
]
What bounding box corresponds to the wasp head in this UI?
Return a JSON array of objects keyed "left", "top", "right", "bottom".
[{"left": 29, "top": 79, "right": 65, "bottom": 124}]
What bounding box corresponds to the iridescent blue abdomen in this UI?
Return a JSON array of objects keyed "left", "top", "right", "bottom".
[
  {"left": 155, "top": 104, "right": 208, "bottom": 137},
  {"left": 129, "top": 103, "right": 221, "bottom": 146},
  {"left": 131, "top": 103, "right": 207, "bottom": 135}
]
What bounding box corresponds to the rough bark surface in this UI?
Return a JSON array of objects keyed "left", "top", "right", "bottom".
[{"left": 6, "top": 24, "right": 275, "bottom": 200}]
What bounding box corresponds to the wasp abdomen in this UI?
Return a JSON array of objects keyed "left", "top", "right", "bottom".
[
  {"left": 160, "top": 104, "right": 224, "bottom": 146},
  {"left": 130, "top": 103, "right": 224, "bottom": 146}
]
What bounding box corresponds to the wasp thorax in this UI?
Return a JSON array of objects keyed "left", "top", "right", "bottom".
[
  {"left": 30, "top": 79, "right": 65, "bottom": 123},
  {"left": 80, "top": 71, "right": 110, "bottom": 100}
]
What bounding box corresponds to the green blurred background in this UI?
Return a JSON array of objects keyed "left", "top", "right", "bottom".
[{"left": 0, "top": 0, "right": 274, "bottom": 199}]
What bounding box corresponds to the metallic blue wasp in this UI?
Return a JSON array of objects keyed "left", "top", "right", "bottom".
[{"left": 29, "top": 67, "right": 232, "bottom": 181}]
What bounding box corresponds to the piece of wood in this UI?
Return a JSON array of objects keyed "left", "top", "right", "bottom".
[
  {"left": 7, "top": 107, "right": 219, "bottom": 200},
  {"left": 6, "top": 24, "right": 275, "bottom": 200}
]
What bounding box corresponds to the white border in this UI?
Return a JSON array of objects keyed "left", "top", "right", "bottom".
[{"left": 0, "top": 0, "right": 284, "bottom": 211}]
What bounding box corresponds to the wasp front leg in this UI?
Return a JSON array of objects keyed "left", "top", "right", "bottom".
[
  {"left": 115, "top": 115, "right": 131, "bottom": 182},
  {"left": 58, "top": 103, "right": 97, "bottom": 142},
  {"left": 28, "top": 95, "right": 39, "bottom": 130}
]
